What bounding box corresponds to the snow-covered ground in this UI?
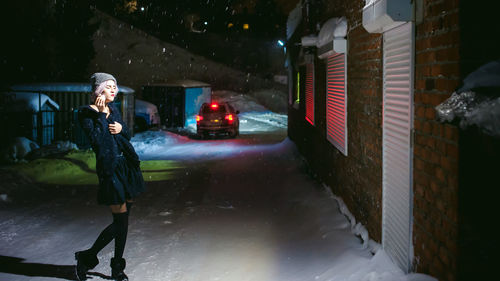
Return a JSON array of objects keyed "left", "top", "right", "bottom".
[
  {"left": 0, "top": 135, "right": 435, "bottom": 281},
  {"left": 0, "top": 91, "right": 435, "bottom": 281}
]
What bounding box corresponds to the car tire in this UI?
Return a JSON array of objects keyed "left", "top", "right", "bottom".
[
  {"left": 196, "top": 129, "right": 204, "bottom": 140},
  {"left": 229, "top": 129, "right": 238, "bottom": 138}
]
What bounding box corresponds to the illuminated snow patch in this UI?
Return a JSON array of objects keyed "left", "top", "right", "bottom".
[{"left": 131, "top": 130, "right": 285, "bottom": 161}]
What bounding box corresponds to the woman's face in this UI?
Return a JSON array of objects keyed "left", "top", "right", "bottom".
[{"left": 100, "top": 80, "right": 117, "bottom": 103}]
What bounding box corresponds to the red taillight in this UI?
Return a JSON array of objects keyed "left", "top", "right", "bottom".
[
  {"left": 196, "top": 115, "right": 203, "bottom": 124},
  {"left": 210, "top": 103, "right": 219, "bottom": 109},
  {"left": 225, "top": 114, "right": 233, "bottom": 124}
]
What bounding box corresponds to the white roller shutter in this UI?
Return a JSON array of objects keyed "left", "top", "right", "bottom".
[{"left": 382, "top": 21, "right": 414, "bottom": 273}]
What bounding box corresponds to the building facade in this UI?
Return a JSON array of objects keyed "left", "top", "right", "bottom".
[{"left": 286, "top": 1, "right": 500, "bottom": 281}]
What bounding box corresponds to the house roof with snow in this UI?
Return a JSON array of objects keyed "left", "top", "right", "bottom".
[
  {"left": 145, "top": 80, "right": 211, "bottom": 88},
  {"left": 10, "top": 82, "right": 135, "bottom": 94},
  {"left": 135, "top": 99, "right": 158, "bottom": 115},
  {"left": 2, "top": 92, "right": 60, "bottom": 112}
]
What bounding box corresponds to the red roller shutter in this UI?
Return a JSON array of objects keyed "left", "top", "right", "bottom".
[
  {"left": 305, "top": 63, "right": 315, "bottom": 125},
  {"left": 326, "top": 53, "right": 347, "bottom": 155}
]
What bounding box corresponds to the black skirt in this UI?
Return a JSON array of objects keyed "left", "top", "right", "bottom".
[{"left": 97, "top": 155, "right": 145, "bottom": 205}]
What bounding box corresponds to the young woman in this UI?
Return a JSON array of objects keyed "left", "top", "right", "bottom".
[{"left": 75, "top": 73, "right": 145, "bottom": 281}]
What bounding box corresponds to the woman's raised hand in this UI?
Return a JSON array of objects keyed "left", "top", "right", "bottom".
[{"left": 95, "top": 95, "right": 107, "bottom": 112}]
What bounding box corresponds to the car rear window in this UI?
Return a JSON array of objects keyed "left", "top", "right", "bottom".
[{"left": 202, "top": 104, "right": 226, "bottom": 114}]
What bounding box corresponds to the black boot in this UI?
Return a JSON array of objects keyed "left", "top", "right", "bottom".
[
  {"left": 111, "top": 257, "right": 128, "bottom": 281},
  {"left": 74, "top": 250, "right": 99, "bottom": 281}
]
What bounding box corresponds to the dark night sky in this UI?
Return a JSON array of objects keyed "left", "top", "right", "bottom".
[{"left": 0, "top": 0, "right": 299, "bottom": 86}]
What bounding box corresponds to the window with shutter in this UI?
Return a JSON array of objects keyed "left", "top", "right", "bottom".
[
  {"left": 305, "top": 63, "right": 315, "bottom": 125},
  {"left": 326, "top": 53, "right": 347, "bottom": 155},
  {"left": 382, "top": 21, "right": 414, "bottom": 273}
]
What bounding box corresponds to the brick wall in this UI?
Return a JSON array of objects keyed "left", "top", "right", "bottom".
[
  {"left": 337, "top": 1, "right": 384, "bottom": 241},
  {"left": 288, "top": 0, "right": 384, "bottom": 241},
  {"left": 413, "top": 0, "right": 460, "bottom": 280},
  {"left": 289, "top": 1, "right": 466, "bottom": 280}
]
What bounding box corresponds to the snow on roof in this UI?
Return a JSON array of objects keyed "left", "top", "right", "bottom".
[
  {"left": 317, "top": 17, "right": 348, "bottom": 47},
  {"left": 135, "top": 99, "right": 158, "bottom": 115},
  {"left": 286, "top": 1, "right": 302, "bottom": 39},
  {"left": 3, "top": 92, "right": 60, "bottom": 112},
  {"left": 10, "top": 82, "right": 135, "bottom": 94},
  {"left": 146, "top": 80, "right": 211, "bottom": 88}
]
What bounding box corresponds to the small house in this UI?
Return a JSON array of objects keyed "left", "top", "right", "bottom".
[
  {"left": 1, "top": 91, "right": 59, "bottom": 146},
  {"left": 8, "top": 83, "right": 135, "bottom": 148},
  {"left": 141, "top": 80, "right": 211, "bottom": 128}
]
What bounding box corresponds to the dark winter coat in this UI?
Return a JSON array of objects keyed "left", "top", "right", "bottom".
[{"left": 78, "top": 104, "right": 144, "bottom": 203}]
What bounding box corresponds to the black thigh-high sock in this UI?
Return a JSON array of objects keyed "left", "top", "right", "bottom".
[
  {"left": 88, "top": 202, "right": 132, "bottom": 256},
  {"left": 88, "top": 222, "right": 115, "bottom": 256},
  {"left": 113, "top": 211, "right": 129, "bottom": 259}
]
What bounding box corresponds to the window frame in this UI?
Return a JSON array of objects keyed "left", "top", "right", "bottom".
[{"left": 325, "top": 53, "right": 348, "bottom": 156}]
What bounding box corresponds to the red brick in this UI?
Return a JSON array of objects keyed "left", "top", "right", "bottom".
[
  {"left": 424, "top": 161, "right": 434, "bottom": 175},
  {"left": 415, "top": 78, "right": 426, "bottom": 90},
  {"left": 415, "top": 182, "right": 426, "bottom": 197},
  {"left": 437, "top": 140, "right": 447, "bottom": 154},
  {"left": 430, "top": 151, "right": 440, "bottom": 163},
  {"left": 436, "top": 199, "right": 445, "bottom": 212},
  {"left": 448, "top": 175, "right": 458, "bottom": 189},
  {"left": 443, "top": 8, "right": 460, "bottom": 26},
  {"left": 435, "top": 78, "right": 459, "bottom": 92},
  {"left": 430, "top": 180, "right": 440, "bottom": 193},
  {"left": 425, "top": 107, "right": 436, "bottom": 120},
  {"left": 416, "top": 105, "right": 426, "bottom": 118},
  {"left": 424, "top": 186, "right": 435, "bottom": 202},
  {"left": 417, "top": 65, "right": 432, "bottom": 76},
  {"left": 443, "top": 0, "right": 459, "bottom": 12},
  {"left": 423, "top": 121, "right": 433, "bottom": 134},
  {"left": 444, "top": 125, "right": 458, "bottom": 141},
  {"left": 426, "top": 1, "right": 447, "bottom": 18},
  {"left": 436, "top": 166, "right": 446, "bottom": 182},
  {"left": 445, "top": 237, "right": 459, "bottom": 256},
  {"left": 428, "top": 237, "right": 439, "bottom": 253},
  {"left": 415, "top": 119, "right": 423, "bottom": 130},
  {"left": 416, "top": 38, "right": 432, "bottom": 51},
  {"left": 435, "top": 63, "right": 460, "bottom": 78},
  {"left": 436, "top": 47, "right": 460, "bottom": 62},
  {"left": 415, "top": 170, "right": 430, "bottom": 186},
  {"left": 420, "top": 93, "right": 431, "bottom": 103},
  {"left": 429, "top": 93, "right": 449, "bottom": 106},
  {"left": 426, "top": 136, "right": 436, "bottom": 149},
  {"left": 432, "top": 123, "right": 444, "bottom": 137},
  {"left": 446, "top": 143, "right": 458, "bottom": 159},
  {"left": 416, "top": 134, "right": 426, "bottom": 146},
  {"left": 439, "top": 246, "right": 451, "bottom": 266},
  {"left": 414, "top": 145, "right": 424, "bottom": 158},
  {"left": 429, "top": 259, "right": 445, "bottom": 278},
  {"left": 440, "top": 156, "right": 454, "bottom": 171},
  {"left": 432, "top": 32, "right": 460, "bottom": 50},
  {"left": 416, "top": 51, "right": 436, "bottom": 64}
]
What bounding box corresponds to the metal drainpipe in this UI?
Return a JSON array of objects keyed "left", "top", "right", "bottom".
[
  {"left": 303, "top": 0, "right": 313, "bottom": 35},
  {"left": 302, "top": 0, "right": 318, "bottom": 57}
]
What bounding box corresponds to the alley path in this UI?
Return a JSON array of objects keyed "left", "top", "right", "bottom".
[{"left": 0, "top": 130, "right": 425, "bottom": 281}]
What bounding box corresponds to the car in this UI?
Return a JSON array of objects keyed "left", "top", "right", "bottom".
[{"left": 196, "top": 102, "right": 240, "bottom": 138}]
